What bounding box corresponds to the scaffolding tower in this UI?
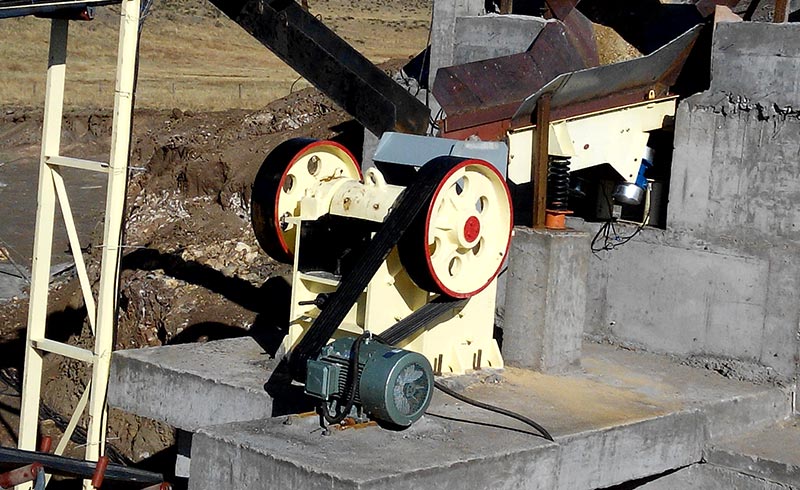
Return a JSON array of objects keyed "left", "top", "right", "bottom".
[{"left": 15, "top": 0, "right": 141, "bottom": 488}]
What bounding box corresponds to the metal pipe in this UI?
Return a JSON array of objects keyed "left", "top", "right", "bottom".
[{"left": 0, "top": 463, "right": 42, "bottom": 488}]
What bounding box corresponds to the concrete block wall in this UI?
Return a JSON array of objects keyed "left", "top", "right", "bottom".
[
  {"left": 669, "top": 22, "right": 800, "bottom": 245},
  {"left": 579, "top": 22, "right": 800, "bottom": 383},
  {"left": 429, "top": 2, "right": 548, "bottom": 90},
  {"left": 503, "top": 228, "right": 589, "bottom": 372}
]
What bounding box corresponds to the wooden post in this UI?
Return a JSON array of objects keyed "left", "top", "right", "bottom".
[
  {"left": 499, "top": 0, "right": 513, "bottom": 14},
  {"left": 532, "top": 94, "right": 552, "bottom": 229}
]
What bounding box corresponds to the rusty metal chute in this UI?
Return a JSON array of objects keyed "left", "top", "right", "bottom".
[
  {"left": 512, "top": 25, "right": 703, "bottom": 128},
  {"left": 433, "top": 22, "right": 592, "bottom": 140}
]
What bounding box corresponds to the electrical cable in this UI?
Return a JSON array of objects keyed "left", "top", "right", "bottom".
[
  {"left": 428, "top": 107, "right": 443, "bottom": 136},
  {"left": 320, "top": 332, "right": 369, "bottom": 425},
  {"left": 0, "top": 236, "right": 31, "bottom": 284},
  {"left": 590, "top": 184, "right": 649, "bottom": 255},
  {"left": 0, "top": 368, "right": 132, "bottom": 465},
  {"left": 433, "top": 380, "right": 554, "bottom": 441}
]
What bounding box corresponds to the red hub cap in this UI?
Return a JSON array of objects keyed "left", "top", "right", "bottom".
[{"left": 463, "top": 216, "right": 481, "bottom": 243}]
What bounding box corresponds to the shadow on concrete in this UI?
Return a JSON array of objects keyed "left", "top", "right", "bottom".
[
  {"left": 602, "top": 467, "right": 682, "bottom": 489},
  {"left": 263, "top": 359, "right": 317, "bottom": 418}
]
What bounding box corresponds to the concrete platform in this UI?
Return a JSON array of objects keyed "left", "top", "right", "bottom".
[
  {"left": 637, "top": 417, "right": 800, "bottom": 489},
  {"left": 108, "top": 338, "right": 793, "bottom": 489},
  {"left": 109, "top": 337, "right": 291, "bottom": 431},
  {"left": 638, "top": 463, "right": 796, "bottom": 490},
  {"left": 706, "top": 417, "right": 800, "bottom": 488}
]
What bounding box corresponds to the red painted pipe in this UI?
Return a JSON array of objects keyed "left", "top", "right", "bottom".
[
  {"left": 39, "top": 436, "right": 52, "bottom": 454},
  {"left": 91, "top": 456, "right": 109, "bottom": 489},
  {"left": 0, "top": 463, "right": 42, "bottom": 488}
]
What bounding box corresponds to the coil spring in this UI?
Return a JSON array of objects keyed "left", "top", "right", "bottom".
[{"left": 546, "top": 156, "right": 571, "bottom": 211}]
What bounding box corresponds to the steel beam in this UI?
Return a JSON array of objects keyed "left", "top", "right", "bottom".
[{"left": 208, "top": 0, "right": 430, "bottom": 137}]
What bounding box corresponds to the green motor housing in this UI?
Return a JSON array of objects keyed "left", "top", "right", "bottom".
[{"left": 305, "top": 337, "right": 434, "bottom": 427}]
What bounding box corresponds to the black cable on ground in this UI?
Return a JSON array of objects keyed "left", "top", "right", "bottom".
[
  {"left": 0, "top": 369, "right": 133, "bottom": 465},
  {"left": 433, "top": 380, "right": 554, "bottom": 441},
  {"left": 320, "top": 332, "right": 368, "bottom": 425}
]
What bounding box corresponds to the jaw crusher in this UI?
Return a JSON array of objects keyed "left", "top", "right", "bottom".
[{"left": 250, "top": 138, "right": 513, "bottom": 427}]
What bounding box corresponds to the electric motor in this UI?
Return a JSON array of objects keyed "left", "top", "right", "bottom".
[{"left": 306, "top": 337, "right": 434, "bottom": 427}]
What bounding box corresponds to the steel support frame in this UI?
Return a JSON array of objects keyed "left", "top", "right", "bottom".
[{"left": 17, "top": 1, "right": 140, "bottom": 489}]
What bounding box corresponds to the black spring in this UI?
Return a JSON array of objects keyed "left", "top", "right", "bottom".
[{"left": 546, "top": 156, "right": 571, "bottom": 211}]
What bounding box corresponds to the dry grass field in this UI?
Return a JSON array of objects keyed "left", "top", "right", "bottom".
[{"left": 0, "top": 0, "right": 432, "bottom": 111}]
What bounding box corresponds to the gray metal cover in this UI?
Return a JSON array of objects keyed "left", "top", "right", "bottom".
[{"left": 374, "top": 132, "right": 509, "bottom": 175}]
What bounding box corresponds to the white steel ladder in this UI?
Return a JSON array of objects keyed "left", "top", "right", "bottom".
[{"left": 17, "top": 1, "right": 141, "bottom": 488}]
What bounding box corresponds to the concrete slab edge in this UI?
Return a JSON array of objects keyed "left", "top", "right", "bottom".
[
  {"left": 703, "top": 386, "right": 794, "bottom": 440},
  {"left": 704, "top": 446, "right": 800, "bottom": 489},
  {"left": 109, "top": 356, "right": 274, "bottom": 431},
  {"left": 191, "top": 409, "right": 711, "bottom": 489}
]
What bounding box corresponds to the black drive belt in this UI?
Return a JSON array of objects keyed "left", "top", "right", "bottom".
[
  {"left": 288, "top": 156, "right": 468, "bottom": 380},
  {"left": 378, "top": 297, "right": 467, "bottom": 345}
]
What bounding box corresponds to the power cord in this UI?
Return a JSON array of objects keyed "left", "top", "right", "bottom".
[
  {"left": 433, "top": 380, "right": 554, "bottom": 441},
  {"left": 319, "top": 332, "right": 370, "bottom": 425},
  {"left": 590, "top": 184, "right": 649, "bottom": 255}
]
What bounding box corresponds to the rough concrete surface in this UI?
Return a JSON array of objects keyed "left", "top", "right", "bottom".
[
  {"left": 429, "top": 0, "right": 484, "bottom": 88},
  {"left": 0, "top": 264, "right": 27, "bottom": 301},
  {"left": 503, "top": 227, "right": 589, "bottom": 372},
  {"left": 706, "top": 417, "right": 800, "bottom": 488},
  {"left": 127, "top": 340, "right": 794, "bottom": 489},
  {"left": 711, "top": 23, "right": 800, "bottom": 110},
  {"left": 109, "top": 337, "right": 283, "bottom": 431},
  {"left": 601, "top": 241, "right": 770, "bottom": 363},
  {"left": 637, "top": 464, "right": 796, "bottom": 490}
]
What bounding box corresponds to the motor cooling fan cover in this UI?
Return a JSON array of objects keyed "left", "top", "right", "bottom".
[{"left": 358, "top": 345, "right": 434, "bottom": 427}]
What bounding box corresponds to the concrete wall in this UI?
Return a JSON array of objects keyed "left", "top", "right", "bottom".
[
  {"left": 503, "top": 228, "right": 588, "bottom": 372},
  {"left": 453, "top": 14, "right": 546, "bottom": 65},
  {"left": 579, "top": 22, "right": 800, "bottom": 383},
  {"left": 429, "top": 0, "right": 485, "bottom": 89},
  {"left": 429, "top": 2, "right": 549, "bottom": 88}
]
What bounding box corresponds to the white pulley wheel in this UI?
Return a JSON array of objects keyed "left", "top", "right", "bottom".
[
  {"left": 399, "top": 158, "right": 513, "bottom": 298},
  {"left": 251, "top": 138, "right": 362, "bottom": 263}
]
